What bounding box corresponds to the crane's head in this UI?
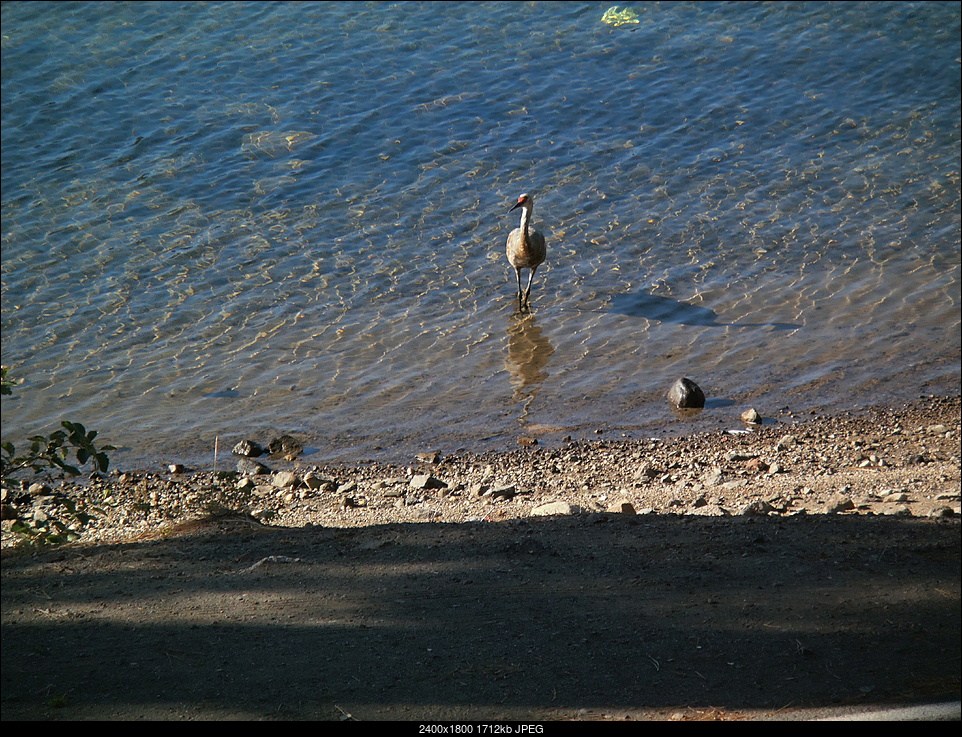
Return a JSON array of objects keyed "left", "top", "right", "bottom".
[{"left": 510, "top": 193, "right": 531, "bottom": 212}]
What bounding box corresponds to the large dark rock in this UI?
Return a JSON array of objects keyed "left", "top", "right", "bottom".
[
  {"left": 268, "top": 435, "right": 303, "bottom": 460},
  {"left": 232, "top": 439, "right": 265, "bottom": 458},
  {"left": 667, "top": 377, "right": 706, "bottom": 409}
]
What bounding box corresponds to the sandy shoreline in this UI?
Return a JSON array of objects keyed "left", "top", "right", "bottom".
[{"left": 2, "top": 393, "right": 959, "bottom": 721}]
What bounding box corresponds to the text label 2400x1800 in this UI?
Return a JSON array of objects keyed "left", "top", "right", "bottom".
[{"left": 419, "top": 727, "right": 544, "bottom": 735}]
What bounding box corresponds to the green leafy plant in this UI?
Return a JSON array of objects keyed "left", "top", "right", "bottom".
[
  {"left": 9, "top": 495, "right": 98, "bottom": 546},
  {"left": 1, "top": 366, "right": 115, "bottom": 545},
  {"left": 1, "top": 365, "right": 17, "bottom": 396},
  {"left": 1, "top": 420, "right": 114, "bottom": 479}
]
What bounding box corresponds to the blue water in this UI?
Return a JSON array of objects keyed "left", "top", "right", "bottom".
[{"left": 2, "top": 1, "right": 960, "bottom": 468}]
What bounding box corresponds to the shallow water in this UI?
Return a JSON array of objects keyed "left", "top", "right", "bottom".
[{"left": 2, "top": 1, "right": 959, "bottom": 467}]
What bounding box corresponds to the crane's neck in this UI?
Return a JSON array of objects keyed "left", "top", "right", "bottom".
[{"left": 518, "top": 203, "right": 532, "bottom": 235}]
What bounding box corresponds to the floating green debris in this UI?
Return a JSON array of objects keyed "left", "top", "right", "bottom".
[{"left": 601, "top": 6, "right": 640, "bottom": 27}]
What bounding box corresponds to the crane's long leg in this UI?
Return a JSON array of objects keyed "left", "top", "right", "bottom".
[
  {"left": 523, "top": 266, "right": 538, "bottom": 308},
  {"left": 515, "top": 267, "right": 525, "bottom": 308}
]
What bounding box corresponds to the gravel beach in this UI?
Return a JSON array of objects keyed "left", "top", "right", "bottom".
[{"left": 2, "top": 394, "right": 959, "bottom": 721}]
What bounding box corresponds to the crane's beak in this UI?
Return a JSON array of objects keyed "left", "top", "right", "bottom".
[{"left": 509, "top": 201, "right": 523, "bottom": 212}]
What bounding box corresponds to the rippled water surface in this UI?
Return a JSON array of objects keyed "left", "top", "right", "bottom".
[{"left": 2, "top": 2, "right": 960, "bottom": 467}]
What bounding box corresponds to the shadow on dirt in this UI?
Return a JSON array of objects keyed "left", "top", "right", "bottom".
[{"left": 2, "top": 512, "right": 959, "bottom": 720}]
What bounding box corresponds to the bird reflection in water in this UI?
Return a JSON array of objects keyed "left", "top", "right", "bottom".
[{"left": 505, "top": 311, "right": 555, "bottom": 425}]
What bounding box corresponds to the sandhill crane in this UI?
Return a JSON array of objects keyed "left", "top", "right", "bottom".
[{"left": 506, "top": 193, "right": 547, "bottom": 310}]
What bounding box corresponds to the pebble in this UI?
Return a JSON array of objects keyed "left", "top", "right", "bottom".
[
  {"left": 531, "top": 502, "right": 580, "bottom": 517},
  {"left": 273, "top": 471, "right": 299, "bottom": 489},
  {"left": 607, "top": 500, "right": 636, "bottom": 514},
  {"left": 702, "top": 467, "right": 725, "bottom": 486},
  {"left": 739, "top": 500, "right": 774, "bottom": 516},
  {"left": 635, "top": 465, "right": 661, "bottom": 482},
  {"left": 303, "top": 473, "right": 335, "bottom": 491},
  {"left": 690, "top": 504, "right": 728, "bottom": 516},
  {"left": 237, "top": 458, "right": 271, "bottom": 475},
  {"left": 236, "top": 477, "right": 256, "bottom": 492},
  {"left": 741, "top": 408, "right": 761, "bottom": 424},
  {"left": 410, "top": 474, "right": 446, "bottom": 490},
  {"left": 485, "top": 485, "right": 517, "bottom": 499},
  {"left": 883, "top": 505, "right": 913, "bottom": 517},
  {"left": 745, "top": 458, "right": 769, "bottom": 473},
  {"left": 775, "top": 435, "right": 798, "bottom": 451},
  {"left": 824, "top": 494, "right": 855, "bottom": 513}
]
